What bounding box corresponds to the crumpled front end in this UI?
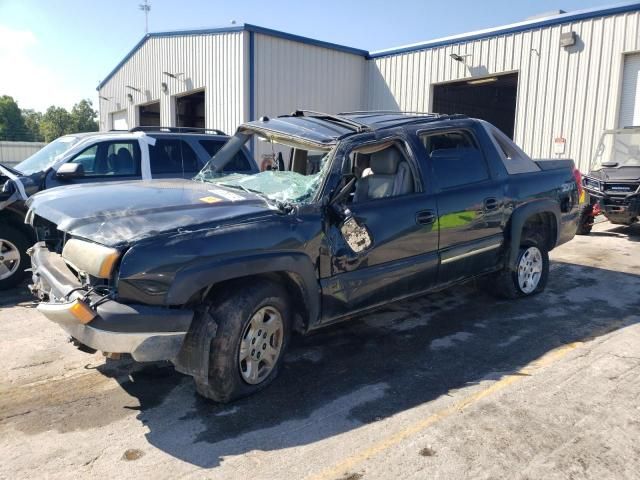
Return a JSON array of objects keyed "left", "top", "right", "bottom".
[{"left": 28, "top": 240, "right": 193, "bottom": 362}]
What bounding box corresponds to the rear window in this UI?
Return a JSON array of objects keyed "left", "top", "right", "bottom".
[
  {"left": 487, "top": 124, "right": 540, "bottom": 174},
  {"left": 420, "top": 130, "right": 490, "bottom": 189},
  {"left": 200, "top": 140, "right": 253, "bottom": 172},
  {"left": 149, "top": 138, "right": 199, "bottom": 174}
]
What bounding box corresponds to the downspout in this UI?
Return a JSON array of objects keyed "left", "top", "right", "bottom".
[{"left": 249, "top": 30, "right": 256, "bottom": 155}]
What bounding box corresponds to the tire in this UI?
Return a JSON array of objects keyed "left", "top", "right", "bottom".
[
  {"left": 194, "top": 279, "right": 291, "bottom": 403},
  {"left": 0, "top": 225, "right": 30, "bottom": 290},
  {"left": 576, "top": 204, "right": 594, "bottom": 235},
  {"left": 487, "top": 235, "right": 550, "bottom": 299}
]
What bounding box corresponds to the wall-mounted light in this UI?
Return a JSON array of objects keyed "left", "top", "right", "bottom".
[
  {"left": 560, "top": 31, "right": 577, "bottom": 48},
  {"left": 162, "top": 71, "right": 184, "bottom": 79},
  {"left": 161, "top": 82, "right": 168, "bottom": 93},
  {"left": 99, "top": 96, "right": 112, "bottom": 101},
  {"left": 467, "top": 77, "right": 498, "bottom": 85},
  {"left": 449, "top": 53, "right": 471, "bottom": 63},
  {"left": 125, "top": 85, "right": 141, "bottom": 92},
  {"left": 127, "top": 93, "right": 134, "bottom": 103}
]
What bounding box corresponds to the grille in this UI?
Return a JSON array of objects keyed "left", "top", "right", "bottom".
[{"left": 603, "top": 183, "right": 639, "bottom": 195}]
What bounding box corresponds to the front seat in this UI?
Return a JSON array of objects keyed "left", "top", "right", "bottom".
[
  {"left": 113, "top": 147, "right": 135, "bottom": 175},
  {"left": 354, "top": 146, "right": 413, "bottom": 202}
]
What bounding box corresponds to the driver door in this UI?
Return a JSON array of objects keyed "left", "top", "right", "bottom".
[{"left": 320, "top": 134, "right": 439, "bottom": 323}]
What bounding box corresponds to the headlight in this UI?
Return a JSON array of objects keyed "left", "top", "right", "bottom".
[
  {"left": 62, "top": 239, "right": 120, "bottom": 279},
  {"left": 583, "top": 177, "right": 602, "bottom": 191}
]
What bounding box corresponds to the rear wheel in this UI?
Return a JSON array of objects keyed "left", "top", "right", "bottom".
[
  {"left": 487, "top": 236, "right": 549, "bottom": 299},
  {"left": 0, "top": 226, "right": 30, "bottom": 290},
  {"left": 194, "top": 279, "right": 290, "bottom": 403},
  {"left": 576, "top": 204, "right": 594, "bottom": 235}
]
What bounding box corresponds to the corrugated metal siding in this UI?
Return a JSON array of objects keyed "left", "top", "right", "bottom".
[
  {"left": 252, "top": 33, "right": 367, "bottom": 162},
  {"left": 253, "top": 33, "right": 366, "bottom": 118},
  {"left": 98, "top": 32, "right": 245, "bottom": 136},
  {"left": 366, "top": 11, "right": 640, "bottom": 172},
  {"left": 0, "top": 141, "right": 46, "bottom": 165}
]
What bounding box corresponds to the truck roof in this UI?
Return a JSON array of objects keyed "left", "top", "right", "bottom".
[{"left": 241, "top": 111, "right": 469, "bottom": 146}]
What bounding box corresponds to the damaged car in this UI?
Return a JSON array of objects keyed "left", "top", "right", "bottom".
[
  {"left": 578, "top": 126, "right": 640, "bottom": 234},
  {"left": 0, "top": 127, "right": 256, "bottom": 289},
  {"left": 26, "top": 111, "right": 581, "bottom": 402}
]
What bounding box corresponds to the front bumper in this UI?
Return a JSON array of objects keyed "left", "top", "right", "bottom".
[
  {"left": 29, "top": 242, "right": 193, "bottom": 362},
  {"left": 584, "top": 188, "right": 640, "bottom": 224}
]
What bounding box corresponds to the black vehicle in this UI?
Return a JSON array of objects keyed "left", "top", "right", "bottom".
[
  {"left": 0, "top": 127, "right": 257, "bottom": 289},
  {"left": 578, "top": 127, "right": 640, "bottom": 234},
  {"left": 26, "top": 112, "right": 580, "bottom": 402}
]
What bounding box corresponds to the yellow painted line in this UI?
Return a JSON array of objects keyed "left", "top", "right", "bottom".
[{"left": 306, "top": 341, "right": 583, "bottom": 480}]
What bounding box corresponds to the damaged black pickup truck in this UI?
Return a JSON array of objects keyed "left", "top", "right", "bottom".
[{"left": 27, "top": 112, "right": 581, "bottom": 402}]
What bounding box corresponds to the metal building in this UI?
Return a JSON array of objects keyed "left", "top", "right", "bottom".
[{"left": 98, "top": 2, "right": 640, "bottom": 171}]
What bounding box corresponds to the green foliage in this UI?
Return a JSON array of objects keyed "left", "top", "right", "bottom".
[
  {"left": 22, "top": 109, "right": 44, "bottom": 142},
  {"left": 0, "top": 97, "right": 98, "bottom": 142},
  {"left": 40, "top": 106, "right": 73, "bottom": 142},
  {"left": 70, "top": 99, "right": 99, "bottom": 133},
  {"left": 0, "top": 95, "right": 30, "bottom": 141}
]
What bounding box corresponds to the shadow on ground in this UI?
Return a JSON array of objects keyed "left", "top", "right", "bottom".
[
  {"left": 588, "top": 223, "right": 640, "bottom": 242},
  {"left": 89, "top": 260, "right": 639, "bottom": 468}
]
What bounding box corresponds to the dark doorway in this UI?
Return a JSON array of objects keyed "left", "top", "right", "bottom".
[
  {"left": 176, "top": 90, "right": 205, "bottom": 128},
  {"left": 432, "top": 73, "right": 518, "bottom": 138},
  {"left": 138, "top": 101, "right": 160, "bottom": 127}
]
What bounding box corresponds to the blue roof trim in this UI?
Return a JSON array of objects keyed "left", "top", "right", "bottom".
[
  {"left": 243, "top": 24, "right": 368, "bottom": 56},
  {"left": 96, "top": 24, "right": 366, "bottom": 90},
  {"left": 97, "top": 1, "right": 640, "bottom": 90},
  {"left": 369, "top": 1, "right": 640, "bottom": 58}
]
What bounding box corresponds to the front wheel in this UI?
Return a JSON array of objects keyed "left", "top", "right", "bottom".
[
  {"left": 487, "top": 240, "right": 549, "bottom": 299},
  {"left": 0, "top": 226, "right": 30, "bottom": 290},
  {"left": 194, "top": 279, "right": 291, "bottom": 403}
]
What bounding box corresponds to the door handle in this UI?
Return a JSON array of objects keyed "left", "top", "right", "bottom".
[
  {"left": 416, "top": 210, "right": 436, "bottom": 225},
  {"left": 484, "top": 197, "right": 499, "bottom": 210}
]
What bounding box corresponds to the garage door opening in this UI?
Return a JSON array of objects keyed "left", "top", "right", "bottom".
[
  {"left": 432, "top": 73, "right": 518, "bottom": 138},
  {"left": 110, "top": 110, "right": 128, "bottom": 131},
  {"left": 175, "top": 90, "right": 205, "bottom": 128},
  {"left": 138, "top": 101, "right": 160, "bottom": 127}
]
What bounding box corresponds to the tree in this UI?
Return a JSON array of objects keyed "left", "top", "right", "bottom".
[
  {"left": 70, "top": 99, "right": 98, "bottom": 133},
  {"left": 40, "top": 106, "right": 73, "bottom": 142},
  {"left": 21, "top": 109, "right": 44, "bottom": 142},
  {"left": 0, "top": 95, "right": 29, "bottom": 141}
]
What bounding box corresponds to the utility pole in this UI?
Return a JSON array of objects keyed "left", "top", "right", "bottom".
[{"left": 139, "top": 0, "right": 151, "bottom": 34}]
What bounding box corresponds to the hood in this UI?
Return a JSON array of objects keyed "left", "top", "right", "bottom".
[
  {"left": 26, "top": 179, "right": 277, "bottom": 246},
  {"left": 588, "top": 166, "right": 640, "bottom": 182}
]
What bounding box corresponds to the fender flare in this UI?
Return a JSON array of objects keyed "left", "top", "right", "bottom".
[
  {"left": 169, "top": 252, "right": 320, "bottom": 381},
  {"left": 167, "top": 251, "right": 321, "bottom": 323},
  {"left": 508, "top": 200, "right": 561, "bottom": 270}
]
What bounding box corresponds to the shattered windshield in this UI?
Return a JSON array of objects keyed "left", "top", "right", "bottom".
[
  {"left": 14, "top": 135, "right": 82, "bottom": 175},
  {"left": 592, "top": 130, "right": 640, "bottom": 170},
  {"left": 195, "top": 130, "right": 333, "bottom": 204}
]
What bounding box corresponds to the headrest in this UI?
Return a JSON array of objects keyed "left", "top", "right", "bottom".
[{"left": 370, "top": 147, "right": 403, "bottom": 175}]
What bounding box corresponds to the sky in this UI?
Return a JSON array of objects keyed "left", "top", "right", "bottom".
[{"left": 0, "top": 0, "right": 617, "bottom": 113}]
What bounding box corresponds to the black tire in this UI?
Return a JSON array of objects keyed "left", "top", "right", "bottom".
[
  {"left": 576, "top": 204, "right": 594, "bottom": 235},
  {"left": 194, "top": 279, "right": 291, "bottom": 403},
  {"left": 0, "top": 225, "right": 30, "bottom": 290},
  {"left": 487, "top": 235, "right": 550, "bottom": 299}
]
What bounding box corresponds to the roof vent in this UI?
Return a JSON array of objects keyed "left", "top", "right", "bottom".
[{"left": 526, "top": 9, "right": 566, "bottom": 20}]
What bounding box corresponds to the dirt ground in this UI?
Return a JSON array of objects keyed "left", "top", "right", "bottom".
[{"left": 1, "top": 221, "right": 639, "bottom": 480}]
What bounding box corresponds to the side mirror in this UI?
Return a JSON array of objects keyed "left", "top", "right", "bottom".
[
  {"left": 56, "top": 163, "right": 84, "bottom": 179},
  {"left": 340, "top": 216, "right": 372, "bottom": 253}
]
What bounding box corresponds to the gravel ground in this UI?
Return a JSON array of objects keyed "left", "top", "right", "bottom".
[{"left": 0, "top": 221, "right": 639, "bottom": 480}]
